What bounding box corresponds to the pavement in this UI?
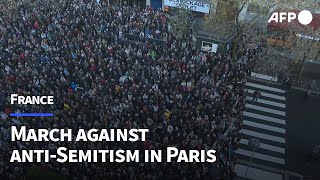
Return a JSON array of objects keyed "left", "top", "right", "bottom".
[
  {"left": 286, "top": 90, "right": 320, "bottom": 180},
  {"left": 299, "top": 61, "right": 320, "bottom": 80},
  {"left": 235, "top": 163, "right": 283, "bottom": 180}
]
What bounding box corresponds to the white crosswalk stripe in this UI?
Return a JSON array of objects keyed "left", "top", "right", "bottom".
[
  {"left": 246, "top": 96, "right": 286, "bottom": 108},
  {"left": 243, "top": 111, "right": 286, "bottom": 125},
  {"left": 239, "top": 139, "right": 285, "bottom": 154},
  {"left": 236, "top": 78, "right": 287, "bottom": 169},
  {"left": 245, "top": 104, "right": 286, "bottom": 116},
  {"left": 240, "top": 129, "right": 285, "bottom": 143},
  {"left": 247, "top": 89, "right": 285, "bottom": 101},
  {"left": 243, "top": 120, "right": 286, "bottom": 134},
  {"left": 246, "top": 82, "right": 285, "bottom": 94},
  {"left": 250, "top": 72, "right": 278, "bottom": 82},
  {"left": 236, "top": 149, "right": 285, "bottom": 165}
]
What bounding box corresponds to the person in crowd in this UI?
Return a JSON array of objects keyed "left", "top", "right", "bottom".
[{"left": 251, "top": 90, "right": 261, "bottom": 103}]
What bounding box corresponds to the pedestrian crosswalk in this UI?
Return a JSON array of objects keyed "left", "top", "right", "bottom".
[{"left": 235, "top": 78, "right": 287, "bottom": 173}]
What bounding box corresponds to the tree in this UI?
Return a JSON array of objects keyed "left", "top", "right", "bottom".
[
  {"left": 234, "top": 0, "right": 319, "bottom": 78},
  {"left": 168, "top": 0, "right": 319, "bottom": 66},
  {"left": 167, "top": 7, "right": 194, "bottom": 39}
]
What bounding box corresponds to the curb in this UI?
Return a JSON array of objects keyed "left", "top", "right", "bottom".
[{"left": 247, "top": 76, "right": 320, "bottom": 96}]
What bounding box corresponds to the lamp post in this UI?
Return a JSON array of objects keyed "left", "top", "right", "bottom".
[{"left": 244, "top": 138, "right": 260, "bottom": 177}]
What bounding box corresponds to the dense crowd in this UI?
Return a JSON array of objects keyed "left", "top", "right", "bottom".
[{"left": 0, "top": 0, "right": 256, "bottom": 179}]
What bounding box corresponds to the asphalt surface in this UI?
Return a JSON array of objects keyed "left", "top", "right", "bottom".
[
  {"left": 286, "top": 90, "right": 320, "bottom": 179},
  {"left": 300, "top": 61, "right": 320, "bottom": 80}
]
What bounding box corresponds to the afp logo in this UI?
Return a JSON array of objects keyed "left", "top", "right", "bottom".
[{"left": 268, "top": 10, "right": 313, "bottom": 25}]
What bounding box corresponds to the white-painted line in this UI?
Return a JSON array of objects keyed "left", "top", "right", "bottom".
[
  {"left": 239, "top": 139, "right": 285, "bottom": 154},
  {"left": 245, "top": 104, "right": 286, "bottom": 116},
  {"left": 235, "top": 164, "right": 283, "bottom": 180},
  {"left": 243, "top": 120, "right": 286, "bottom": 134},
  {"left": 235, "top": 149, "right": 285, "bottom": 165},
  {"left": 246, "top": 82, "right": 285, "bottom": 94},
  {"left": 243, "top": 111, "right": 286, "bottom": 125},
  {"left": 247, "top": 89, "right": 285, "bottom": 101},
  {"left": 246, "top": 96, "right": 286, "bottom": 108},
  {"left": 251, "top": 72, "right": 278, "bottom": 82},
  {"left": 240, "top": 129, "right": 286, "bottom": 144}
]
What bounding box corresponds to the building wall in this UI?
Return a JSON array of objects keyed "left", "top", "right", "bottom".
[{"left": 146, "top": 0, "right": 151, "bottom": 7}]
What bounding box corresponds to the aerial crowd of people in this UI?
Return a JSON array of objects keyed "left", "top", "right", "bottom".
[{"left": 0, "top": 0, "right": 261, "bottom": 179}]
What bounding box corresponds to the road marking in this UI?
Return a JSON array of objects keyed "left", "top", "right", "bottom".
[
  {"left": 246, "top": 96, "right": 286, "bottom": 108},
  {"left": 243, "top": 120, "right": 286, "bottom": 134},
  {"left": 247, "top": 89, "right": 285, "bottom": 101},
  {"left": 235, "top": 164, "right": 283, "bottom": 180},
  {"left": 245, "top": 104, "right": 286, "bottom": 116},
  {"left": 246, "top": 82, "right": 285, "bottom": 94},
  {"left": 239, "top": 139, "right": 285, "bottom": 154},
  {"left": 250, "top": 72, "right": 278, "bottom": 82},
  {"left": 235, "top": 148, "right": 285, "bottom": 165},
  {"left": 243, "top": 111, "right": 286, "bottom": 125},
  {"left": 240, "top": 129, "right": 286, "bottom": 144}
]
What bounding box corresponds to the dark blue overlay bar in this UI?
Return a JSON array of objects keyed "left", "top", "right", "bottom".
[{"left": 10, "top": 113, "right": 54, "bottom": 117}]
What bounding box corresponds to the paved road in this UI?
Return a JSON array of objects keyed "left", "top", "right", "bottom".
[
  {"left": 235, "top": 74, "right": 320, "bottom": 179},
  {"left": 235, "top": 76, "right": 287, "bottom": 180},
  {"left": 286, "top": 90, "right": 320, "bottom": 180}
]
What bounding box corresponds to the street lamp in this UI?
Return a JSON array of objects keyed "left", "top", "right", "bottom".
[{"left": 244, "top": 138, "right": 261, "bottom": 176}]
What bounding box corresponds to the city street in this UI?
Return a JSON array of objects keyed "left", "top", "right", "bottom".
[{"left": 286, "top": 90, "right": 320, "bottom": 179}]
